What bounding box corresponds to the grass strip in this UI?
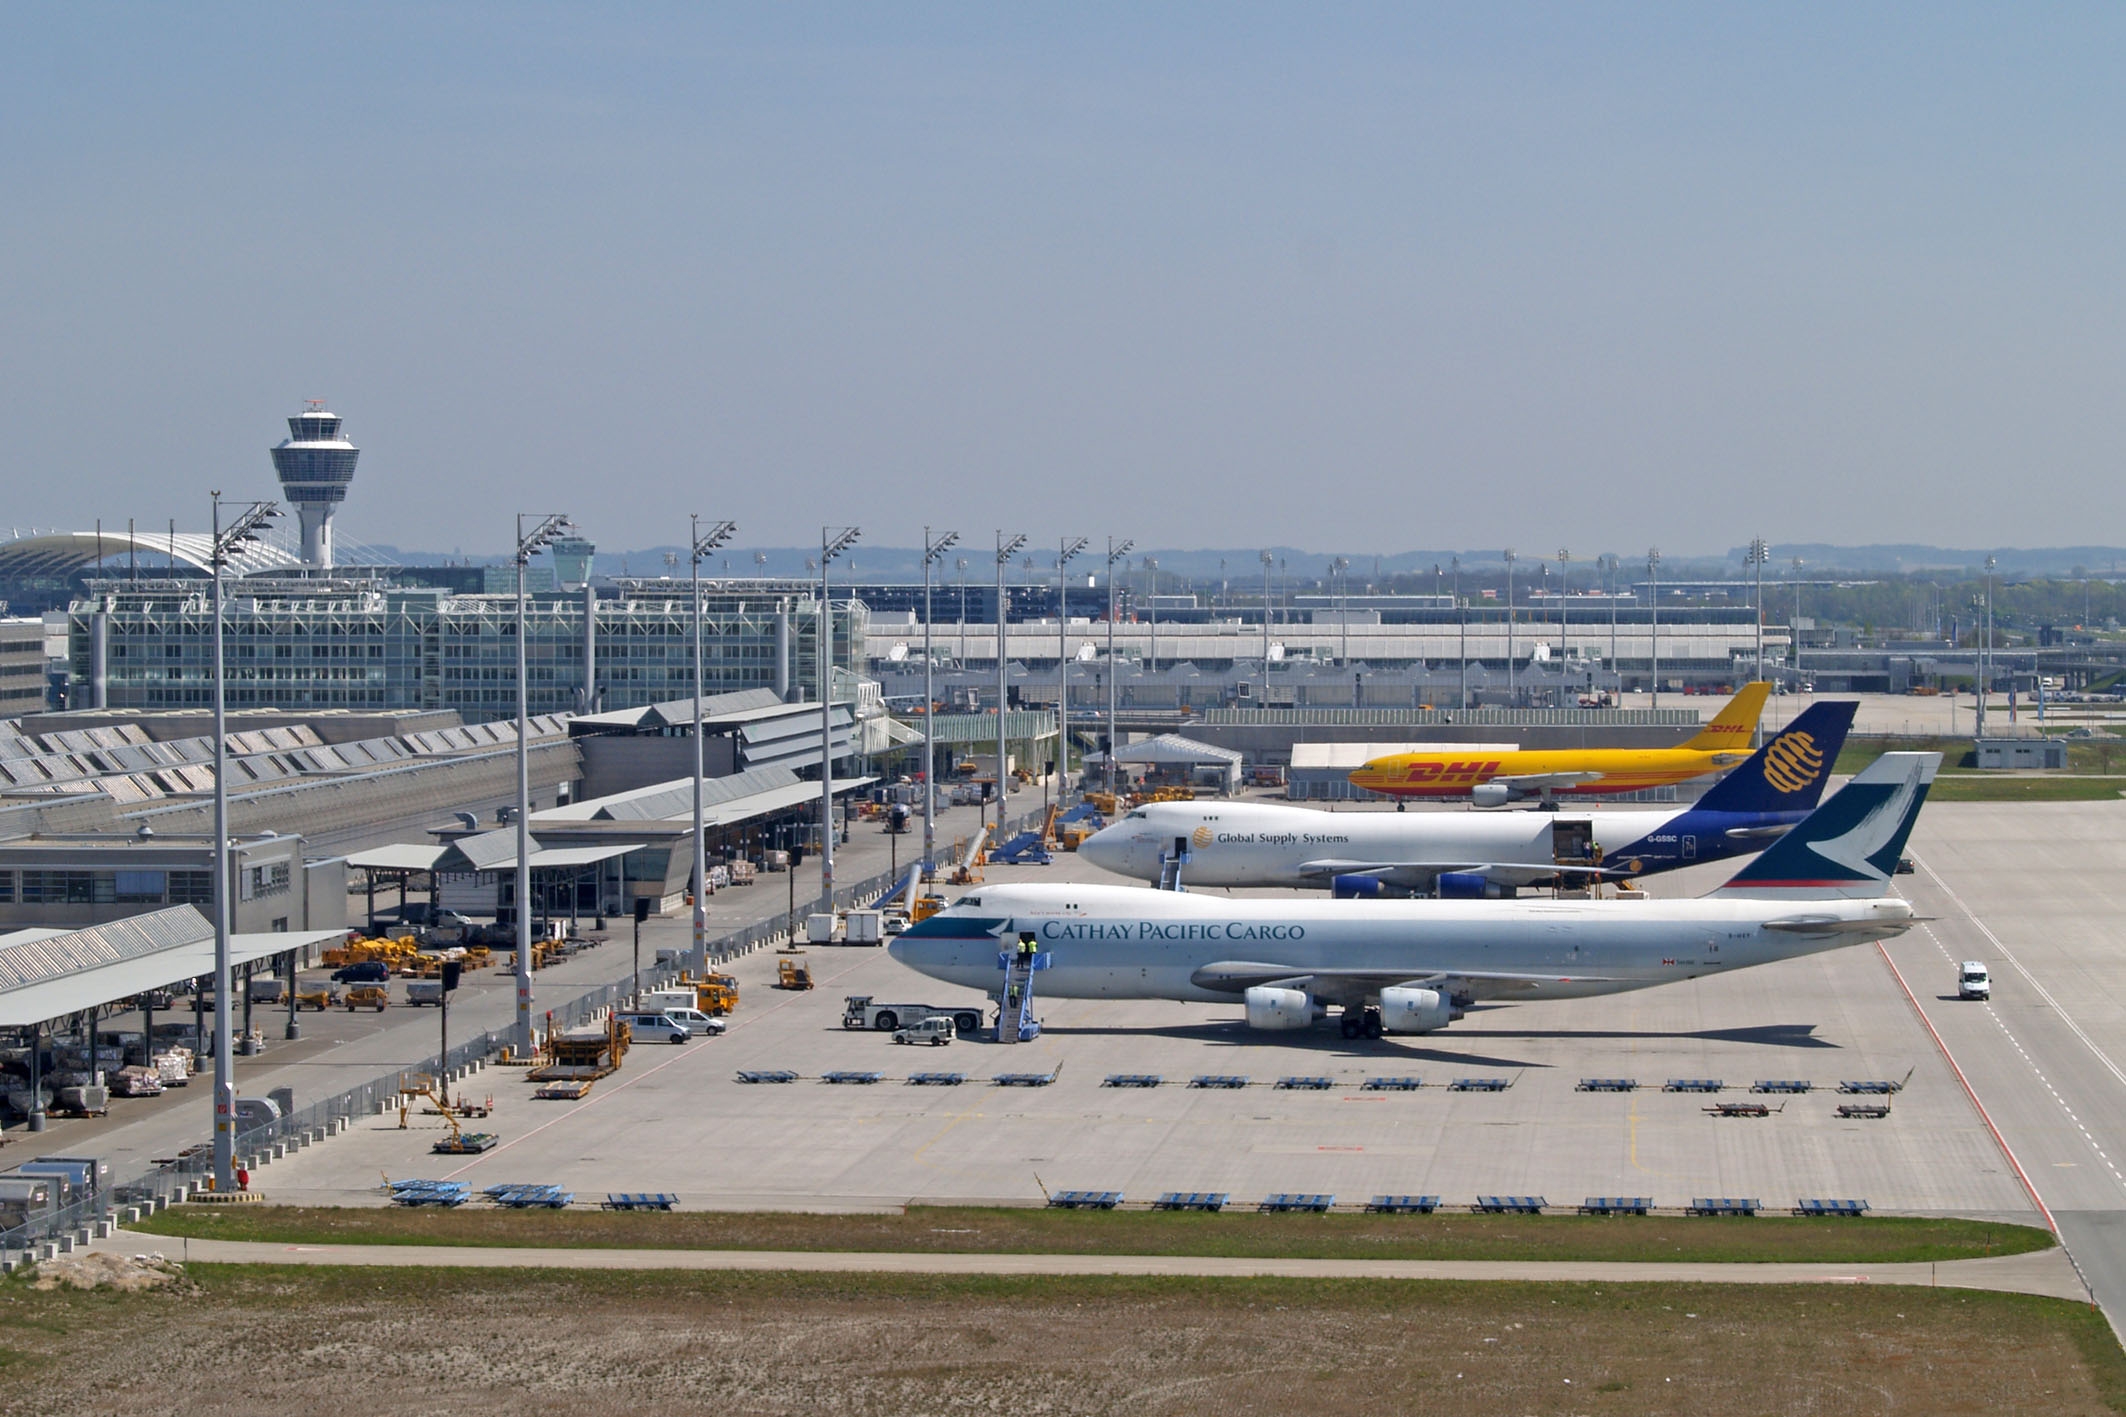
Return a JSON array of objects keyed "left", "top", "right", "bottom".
[{"left": 129, "top": 1202, "right": 2053, "bottom": 1265}]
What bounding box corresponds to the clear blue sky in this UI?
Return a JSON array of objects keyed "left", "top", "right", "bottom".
[{"left": 4, "top": 4, "right": 2122, "bottom": 558}]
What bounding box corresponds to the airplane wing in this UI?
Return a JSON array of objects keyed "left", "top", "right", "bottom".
[
  {"left": 1189, "top": 961, "right": 1629, "bottom": 996},
  {"left": 1295, "top": 858, "right": 1632, "bottom": 885},
  {"left": 1763, "top": 915, "right": 1929, "bottom": 935},
  {"left": 1487, "top": 771, "right": 1606, "bottom": 793}
]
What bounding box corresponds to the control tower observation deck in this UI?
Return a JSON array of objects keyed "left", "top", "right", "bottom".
[{"left": 269, "top": 401, "right": 360, "bottom": 568}]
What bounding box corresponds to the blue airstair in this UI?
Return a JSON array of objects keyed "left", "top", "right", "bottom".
[{"left": 994, "top": 942, "right": 1050, "bottom": 1043}]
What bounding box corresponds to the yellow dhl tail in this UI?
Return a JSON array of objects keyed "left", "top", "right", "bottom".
[{"left": 1681, "top": 682, "right": 1772, "bottom": 755}]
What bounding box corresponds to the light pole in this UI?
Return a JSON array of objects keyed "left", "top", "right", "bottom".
[
  {"left": 1502, "top": 548, "right": 1517, "bottom": 701},
  {"left": 818, "top": 526, "right": 860, "bottom": 907},
  {"left": 1056, "top": 537, "right": 1089, "bottom": 797},
  {"left": 1791, "top": 557, "right": 1805, "bottom": 690},
  {"left": 1332, "top": 555, "right": 1351, "bottom": 665},
  {"left": 1453, "top": 555, "right": 1466, "bottom": 710},
  {"left": 1606, "top": 555, "right": 1620, "bottom": 697},
  {"left": 1143, "top": 557, "right": 1159, "bottom": 675},
  {"left": 1260, "top": 551, "right": 1274, "bottom": 674},
  {"left": 208, "top": 492, "right": 278, "bottom": 1192},
  {"left": 994, "top": 532, "right": 1027, "bottom": 835},
  {"left": 921, "top": 528, "right": 960, "bottom": 877},
  {"left": 1746, "top": 537, "right": 1769, "bottom": 744},
  {"left": 1646, "top": 547, "right": 1661, "bottom": 708},
  {"left": 1980, "top": 554, "right": 1997, "bottom": 737},
  {"left": 956, "top": 555, "right": 969, "bottom": 666},
  {"left": 514, "top": 512, "right": 573, "bottom": 1058},
  {"left": 1556, "top": 548, "right": 1571, "bottom": 697},
  {"left": 1104, "top": 537, "right": 1133, "bottom": 791},
  {"left": 689, "top": 516, "right": 736, "bottom": 974}
]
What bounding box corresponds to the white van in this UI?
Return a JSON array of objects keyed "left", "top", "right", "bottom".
[
  {"left": 1958, "top": 963, "right": 1991, "bottom": 1001},
  {"left": 660, "top": 1007, "right": 726, "bottom": 1037},
  {"left": 616, "top": 1011, "right": 692, "bottom": 1044}
]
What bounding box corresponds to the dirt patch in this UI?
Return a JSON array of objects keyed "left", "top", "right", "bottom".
[
  {"left": 27, "top": 1251, "right": 190, "bottom": 1293},
  {"left": 0, "top": 1267, "right": 2117, "bottom": 1416}
]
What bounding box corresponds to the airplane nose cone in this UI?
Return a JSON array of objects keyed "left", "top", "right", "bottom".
[{"left": 1078, "top": 825, "right": 1130, "bottom": 876}]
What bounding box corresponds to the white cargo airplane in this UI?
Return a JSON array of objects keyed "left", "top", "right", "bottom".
[
  {"left": 1079, "top": 701, "right": 1855, "bottom": 896},
  {"left": 890, "top": 752, "right": 1935, "bottom": 1040}
]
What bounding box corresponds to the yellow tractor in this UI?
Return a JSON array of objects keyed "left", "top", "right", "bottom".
[{"left": 776, "top": 956, "right": 814, "bottom": 991}]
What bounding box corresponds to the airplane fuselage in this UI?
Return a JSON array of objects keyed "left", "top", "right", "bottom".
[{"left": 888, "top": 881, "right": 1916, "bottom": 1010}]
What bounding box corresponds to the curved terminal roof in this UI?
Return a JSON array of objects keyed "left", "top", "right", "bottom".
[{"left": 0, "top": 530, "right": 302, "bottom": 580}]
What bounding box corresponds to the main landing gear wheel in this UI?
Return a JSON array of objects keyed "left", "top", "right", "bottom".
[
  {"left": 1339, "top": 1012, "right": 1361, "bottom": 1039},
  {"left": 1362, "top": 1009, "right": 1384, "bottom": 1039}
]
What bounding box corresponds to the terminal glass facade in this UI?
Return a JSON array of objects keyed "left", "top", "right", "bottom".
[{"left": 68, "top": 577, "right": 866, "bottom": 722}]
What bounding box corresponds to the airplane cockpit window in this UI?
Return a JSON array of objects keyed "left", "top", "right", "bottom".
[
  {"left": 1125, "top": 811, "right": 1147, "bottom": 820},
  {"left": 961, "top": 896, "right": 980, "bottom": 907}
]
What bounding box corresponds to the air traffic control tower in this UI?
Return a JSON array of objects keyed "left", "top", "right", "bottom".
[{"left": 269, "top": 401, "right": 360, "bottom": 568}]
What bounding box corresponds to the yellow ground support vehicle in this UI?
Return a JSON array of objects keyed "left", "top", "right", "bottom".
[
  {"left": 776, "top": 957, "right": 815, "bottom": 990},
  {"left": 295, "top": 988, "right": 341, "bottom": 1012},
  {"left": 910, "top": 894, "right": 948, "bottom": 923},
  {"left": 343, "top": 985, "right": 389, "bottom": 1012}
]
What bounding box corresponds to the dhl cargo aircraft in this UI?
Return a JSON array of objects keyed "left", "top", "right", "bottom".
[{"left": 1348, "top": 681, "right": 1772, "bottom": 806}]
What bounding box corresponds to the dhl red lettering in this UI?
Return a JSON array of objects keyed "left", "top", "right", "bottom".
[
  {"left": 1442, "top": 760, "right": 1492, "bottom": 779},
  {"left": 1404, "top": 762, "right": 1442, "bottom": 782}
]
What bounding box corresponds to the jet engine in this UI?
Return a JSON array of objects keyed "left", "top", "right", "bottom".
[
  {"left": 1332, "top": 874, "right": 1385, "bottom": 899},
  {"left": 1243, "top": 986, "right": 1318, "bottom": 1030},
  {"left": 1437, "top": 872, "right": 1509, "bottom": 900},
  {"left": 1470, "top": 783, "right": 1521, "bottom": 808},
  {"left": 1378, "top": 986, "right": 1454, "bottom": 1034}
]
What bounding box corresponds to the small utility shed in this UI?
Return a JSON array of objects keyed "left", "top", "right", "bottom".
[
  {"left": 1112, "top": 735, "right": 1243, "bottom": 796},
  {"left": 1975, "top": 738, "right": 2068, "bottom": 770}
]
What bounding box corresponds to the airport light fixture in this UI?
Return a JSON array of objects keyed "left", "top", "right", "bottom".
[
  {"left": 1605, "top": 554, "right": 1621, "bottom": 695},
  {"left": 208, "top": 492, "right": 280, "bottom": 1191},
  {"left": 1056, "top": 537, "right": 1089, "bottom": 797},
  {"left": 921, "top": 529, "right": 960, "bottom": 876},
  {"left": 1104, "top": 537, "right": 1134, "bottom": 790},
  {"left": 818, "top": 526, "right": 861, "bottom": 905},
  {"left": 689, "top": 516, "right": 737, "bottom": 974},
  {"left": 1556, "top": 548, "right": 1571, "bottom": 689},
  {"left": 1452, "top": 555, "right": 1467, "bottom": 710},
  {"left": 994, "top": 533, "right": 1027, "bottom": 835},
  {"left": 1143, "top": 557, "right": 1159, "bottom": 674},
  {"left": 1981, "top": 554, "right": 1998, "bottom": 736},
  {"left": 1791, "top": 557, "right": 1806, "bottom": 688},
  {"left": 955, "top": 556, "right": 970, "bottom": 663},
  {"left": 1332, "top": 555, "right": 1351, "bottom": 666},
  {"left": 1646, "top": 547, "right": 1662, "bottom": 708},
  {"left": 513, "top": 512, "right": 574, "bottom": 1057},
  {"left": 1746, "top": 537, "right": 1770, "bottom": 744},
  {"left": 1260, "top": 550, "right": 1274, "bottom": 673},
  {"left": 1502, "top": 548, "right": 1518, "bottom": 700}
]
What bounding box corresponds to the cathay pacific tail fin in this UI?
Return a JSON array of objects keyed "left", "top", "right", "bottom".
[{"left": 1712, "top": 751, "right": 1939, "bottom": 899}]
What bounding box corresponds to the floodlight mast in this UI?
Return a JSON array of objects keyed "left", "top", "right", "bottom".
[
  {"left": 818, "top": 527, "right": 860, "bottom": 906},
  {"left": 1056, "top": 537, "right": 1088, "bottom": 797},
  {"left": 1502, "top": 548, "right": 1518, "bottom": 702},
  {"left": 1746, "top": 537, "right": 1769, "bottom": 745},
  {"left": 1646, "top": 547, "right": 1662, "bottom": 709},
  {"left": 1104, "top": 538, "right": 1133, "bottom": 790},
  {"left": 994, "top": 533, "right": 1027, "bottom": 835},
  {"left": 689, "top": 516, "right": 736, "bottom": 975},
  {"left": 514, "top": 512, "right": 573, "bottom": 1059},
  {"left": 921, "top": 529, "right": 960, "bottom": 876},
  {"left": 209, "top": 492, "right": 279, "bottom": 1194}
]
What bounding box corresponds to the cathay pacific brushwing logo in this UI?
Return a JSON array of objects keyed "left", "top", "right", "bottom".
[{"left": 1801, "top": 761, "right": 1922, "bottom": 881}]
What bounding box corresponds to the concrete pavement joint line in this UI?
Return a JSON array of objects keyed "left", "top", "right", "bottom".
[
  {"left": 439, "top": 939, "right": 884, "bottom": 1181},
  {"left": 1918, "top": 854, "right": 2126, "bottom": 1097},
  {"left": 95, "top": 1232, "right": 2086, "bottom": 1300}
]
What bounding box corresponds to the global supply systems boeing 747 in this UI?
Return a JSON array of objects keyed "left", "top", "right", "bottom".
[{"left": 891, "top": 751, "right": 1936, "bottom": 1041}]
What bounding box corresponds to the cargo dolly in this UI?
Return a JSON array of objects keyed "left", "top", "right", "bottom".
[
  {"left": 1576, "top": 1078, "right": 1638, "bottom": 1092},
  {"left": 1103, "top": 1074, "right": 1164, "bottom": 1088},
  {"left": 1751, "top": 1079, "right": 1813, "bottom": 1094},
  {"left": 602, "top": 1193, "right": 679, "bottom": 1211},
  {"left": 907, "top": 1072, "right": 966, "bottom": 1086},
  {"left": 992, "top": 1071, "right": 1057, "bottom": 1087},
  {"left": 1579, "top": 1196, "right": 1653, "bottom": 1215},
  {"left": 821, "top": 1071, "right": 884, "bottom": 1085},
  {"left": 1794, "top": 1198, "right": 1869, "bottom": 1217},
  {"left": 1706, "top": 1101, "right": 1781, "bottom": 1118},
  {"left": 1259, "top": 1193, "right": 1335, "bottom": 1213},
  {"left": 1836, "top": 1100, "right": 1892, "bottom": 1119},
  {"left": 388, "top": 1180, "right": 471, "bottom": 1207},
  {"left": 1152, "top": 1192, "right": 1229, "bottom": 1212},
  {"left": 1189, "top": 1075, "right": 1249, "bottom": 1089},
  {"left": 1688, "top": 1197, "right": 1759, "bottom": 1217},
  {"left": 484, "top": 1183, "right": 574, "bottom": 1209},
  {"left": 1664, "top": 1078, "right": 1725, "bottom": 1093},
  {"left": 1362, "top": 1076, "right": 1424, "bottom": 1091},
  {"left": 1449, "top": 1077, "right": 1510, "bottom": 1092},
  {"left": 1275, "top": 1076, "right": 1336, "bottom": 1090},
  {"left": 1047, "top": 1190, "right": 1123, "bottom": 1210},
  {"left": 736, "top": 1070, "right": 799, "bottom": 1084},
  {"left": 1473, "top": 1195, "right": 1546, "bottom": 1214},
  {"left": 1365, "top": 1195, "right": 1439, "bottom": 1214},
  {"left": 1837, "top": 1068, "right": 1914, "bottom": 1095}
]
